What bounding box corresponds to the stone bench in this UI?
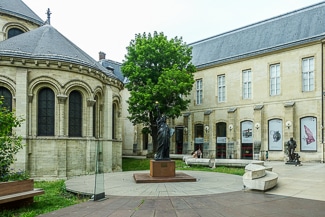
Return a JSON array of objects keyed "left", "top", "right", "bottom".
[
  {"left": 243, "top": 163, "right": 278, "bottom": 191},
  {"left": 0, "top": 188, "right": 44, "bottom": 209},
  {"left": 185, "top": 158, "right": 268, "bottom": 168},
  {"left": 185, "top": 158, "right": 211, "bottom": 166}
]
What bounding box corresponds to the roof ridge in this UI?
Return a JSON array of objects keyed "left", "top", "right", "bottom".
[{"left": 190, "top": 1, "right": 325, "bottom": 45}]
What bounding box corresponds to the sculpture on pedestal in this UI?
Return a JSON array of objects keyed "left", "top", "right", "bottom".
[
  {"left": 286, "top": 137, "right": 301, "bottom": 166},
  {"left": 154, "top": 102, "right": 174, "bottom": 160}
]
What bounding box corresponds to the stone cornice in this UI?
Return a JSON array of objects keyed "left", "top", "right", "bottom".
[{"left": 0, "top": 56, "right": 124, "bottom": 90}]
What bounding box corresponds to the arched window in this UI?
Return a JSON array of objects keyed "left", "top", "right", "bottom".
[
  {"left": 0, "top": 87, "right": 12, "bottom": 111},
  {"left": 112, "top": 103, "right": 117, "bottom": 139},
  {"left": 8, "top": 28, "right": 24, "bottom": 39},
  {"left": 69, "top": 90, "right": 82, "bottom": 137},
  {"left": 38, "top": 88, "right": 55, "bottom": 136}
]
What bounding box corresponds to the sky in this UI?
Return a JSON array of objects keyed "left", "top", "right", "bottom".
[{"left": 23, "top": 0, "right": 324, "bottom": 63}]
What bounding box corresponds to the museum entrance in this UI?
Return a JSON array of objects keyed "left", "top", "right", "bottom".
[
  {"left": 175, "top": 127, "right": 184, "bottom": 154},
  {"left": 241, "top": 121, "right": 253, "bottom": 159},
  {"left": 194, "top": 124, "right": 204, "bottom": 157},
  {"left": 216, "top": 122, "right": 227, "bottom": 158}
]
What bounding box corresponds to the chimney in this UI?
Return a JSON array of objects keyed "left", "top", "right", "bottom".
[{"left": 99, "top": 51, "right": 106, "bottom": 60}]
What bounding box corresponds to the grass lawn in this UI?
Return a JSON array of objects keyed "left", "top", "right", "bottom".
[
  {"left": 0, "top": 180, "right": 89, "bottom": 217},
  {"left": 1, "top": 157, "right": 244, "bottom": 216},
  {"left": 122, "top": 158, "right": 245, "bottom": 176}
]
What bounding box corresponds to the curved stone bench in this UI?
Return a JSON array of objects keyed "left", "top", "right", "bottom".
[{"left": 243, "top": 163, "right": 278, "bottom": 191}]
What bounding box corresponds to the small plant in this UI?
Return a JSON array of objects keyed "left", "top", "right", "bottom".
[
  {"left": 0, "top": 168, "right": 30, "bottom": 181},
  {"left": 0, "top": 98, "right": 25, "bottom": 182}
]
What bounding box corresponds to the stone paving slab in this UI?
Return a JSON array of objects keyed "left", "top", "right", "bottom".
[
  {"left": 38, "top": 191, "right": 325, "bottom": 217},
  {"left": 38, "top": 161, "right": 325, "bottom": 216},
  {"left": 65, "top": 170, "right": 244, "bottom": 197}
]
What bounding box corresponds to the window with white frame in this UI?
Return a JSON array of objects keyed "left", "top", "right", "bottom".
[
  {"left": 270, "top": 64, "right": 280, "bottom": 96},
  {"left": 196, "top": 79, "right": 203, "bottom": 105},
  {"left": 218, "top": 75, "right": 225, "bottom": 102},
  {"left": 242, "top": 70, "right": 252, "bottom": 99},
  {"left": 302, "top": 57, "right": 314, "bottom": 92}
]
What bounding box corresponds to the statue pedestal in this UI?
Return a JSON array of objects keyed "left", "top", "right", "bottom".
[
  {"left": 150, "top": 160, "right": 175, "bottom": 177},
  {"left": 133, "top": 160, "right": 196, "bottom": 183}
]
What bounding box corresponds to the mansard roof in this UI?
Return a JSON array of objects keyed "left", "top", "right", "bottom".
[
  {"left": 0, "top": 24, "right": 119, "bottom": 80},
  {"left": 190, "top": 1, "right": 325, "bottom": 69},
  {"left": 0, "top": 0, "right": 43, "bottom": 26}
]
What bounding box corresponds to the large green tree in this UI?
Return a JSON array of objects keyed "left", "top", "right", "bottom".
[{"left": 122, "top": 31, "right": 196, "bottom": 154}]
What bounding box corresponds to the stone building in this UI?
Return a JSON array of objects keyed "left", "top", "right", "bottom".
[
  {"left": 2, "top": 0, "right": 325, "bottom": 182},
  {"left": 126, "top": 2, "right": 325, "bottom": 163},
  {"left": 0, "top": 0, "right": 124, "bottom": 179},
  {"left": 172, "top": 2, "right": 325, "bottom": 162}
]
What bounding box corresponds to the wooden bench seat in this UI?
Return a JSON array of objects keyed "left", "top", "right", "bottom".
[{"left": 0, "top": 188, "right": 44, "bottom": 210}]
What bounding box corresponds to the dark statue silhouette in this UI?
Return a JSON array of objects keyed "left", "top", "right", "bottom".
[
  {"left": 286, "top": 137, "right": 301, "bottom": 166},
  {"left": 154, "top": 103, "right": 174, "bottom": 160}
]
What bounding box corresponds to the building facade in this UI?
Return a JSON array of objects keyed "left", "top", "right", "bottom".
[
  {"left": 127, "top": 2, "right": 325, "bottom": 163},
  {"left": 0, "top": 0, "right": 124, "bottom": 179},
  {"left": 2, "top": 1, "right": 325, "bottom": 182},
  {"left": 172, "top": 2, "right": 325, "bottom": 162}
]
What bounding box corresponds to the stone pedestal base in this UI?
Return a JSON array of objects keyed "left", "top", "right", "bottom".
[
  {"left": 150, "top": 160, "right": 175, "bottom": 177},
  {"left": 134, "top": 160, "right": 196, "bottom": 183}
]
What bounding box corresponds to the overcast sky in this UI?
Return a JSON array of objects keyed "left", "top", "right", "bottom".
[{"left": 23, "top": 0, "right": 323, "bottom": 62}]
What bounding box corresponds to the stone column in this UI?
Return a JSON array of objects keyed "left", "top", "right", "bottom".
[
  {"left": 57, "top": 95, "right": 67, "bottom": 137},
  {"left": 227, "top": 107, "right": 237, "bottom": 158},
  {"left": 15, "top": 68, "right": 28, "bottom": 170},
  {"left": 15, "top": 68, "right": 28, "bottom": 137},
  {"left": 204, "top": 110, "right": 212, "bottom": 157},
  {"left": 253, "top": 104, "right": 264, "bottom": 159},
  {"left": 284, "top": 101, "right": 295, "bottom": 150},
  {"left": 183, "top": 113, "right": 190, "bottom": 154},
  {"left": 87, "top": 99, "right": 96, "bottom": 137},
  {"left": 102, "top": 87, "right": 113, "bottom": 172},
  {"left": 28, "top": 94, "right": 33, "bottom": 137}
]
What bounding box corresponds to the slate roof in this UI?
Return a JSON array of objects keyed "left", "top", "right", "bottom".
[
  {"left": 0, "top": 0, "right": 43, "bottom": 26},
  {"left": 0, "top": 24, "right": 119, "bottom": 80},
  {"left": 190, "top": 1, "right": 325, "bottom": 69},
  {"left": 99, "top": 59, "right": 126, "bottom": 83}
]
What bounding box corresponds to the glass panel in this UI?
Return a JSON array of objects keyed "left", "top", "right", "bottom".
[{"left": 93, "top": 140, "right": 105, "bottom": 201}]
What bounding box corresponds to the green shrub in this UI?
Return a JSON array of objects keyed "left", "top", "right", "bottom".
[{"left": 0, "top": 98, "right": 25, "bottom": 182}]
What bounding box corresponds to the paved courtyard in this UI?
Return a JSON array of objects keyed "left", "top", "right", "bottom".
[{"left": 39, "top": 161, "right": 325, "bottom": 217}]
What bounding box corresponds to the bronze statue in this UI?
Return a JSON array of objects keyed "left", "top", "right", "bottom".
[
  {"left": 154, "top": 103, "right": 174, "bottom": 160},
  {"left": 155, "top": 115, "right": 170, "bottom": 160},
  {"left": 287, "top": 137, "right": 297, "bottom": 161}
]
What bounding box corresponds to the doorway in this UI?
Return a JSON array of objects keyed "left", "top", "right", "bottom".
[
  {"left": 216, "top": 122, "right": 227, "bottom": 158},
  {"left": 175, "top": 127, "right": 184, "bottom": 154},
  {"left": 241, "top": 121, "right": 253, "bottom": 159}
]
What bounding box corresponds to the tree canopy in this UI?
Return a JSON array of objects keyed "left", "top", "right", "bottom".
[{"left": 121, "top": 31, "right": 196, "bottom": 153}]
